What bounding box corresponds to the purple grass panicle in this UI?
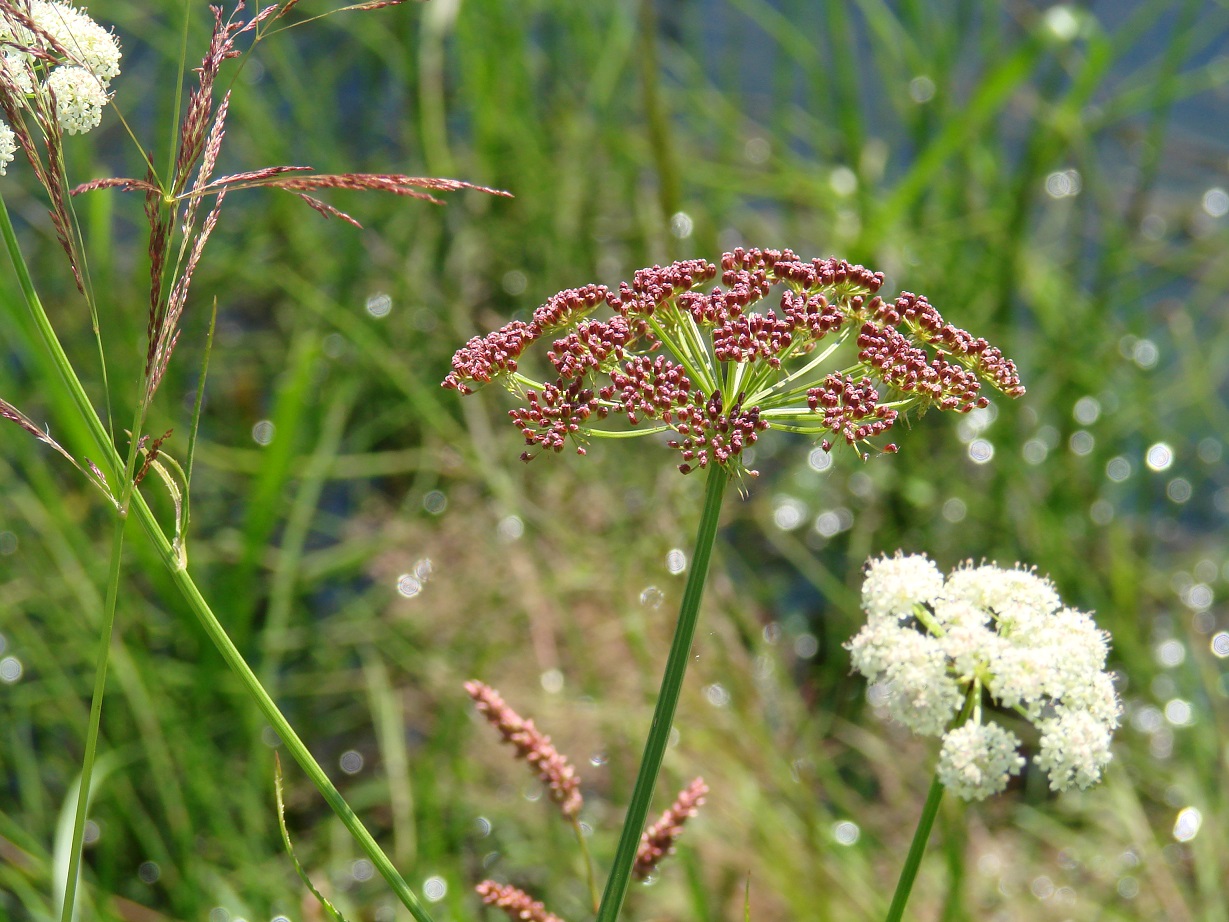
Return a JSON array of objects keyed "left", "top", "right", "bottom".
[
  {"left": 465, "top": 680, "right": 583, "bottom": 819},
  {"left": 633, "top": 776, "right": 709, "bottom": 880},
  {"left": 444, "top": 249, "right": 1025, "bottom": 477},
  {"left": 62, "top": 1, "right": 508, "bottom": 414}
]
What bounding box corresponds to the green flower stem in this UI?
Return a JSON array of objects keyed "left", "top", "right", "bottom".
[
  {"left": 1, "top": 194, "right": 434, "bottom": 922},
  {"left": 595, "top": 462, "right": 729, "bottom": 922},
  {"left": 571, "top": 817, "right": 600, "bottom": 913},
  {"left": 132, "top": 498, "right": 434, "bottom": 922},
  {"left": 884, "top": 773, "right": 946, "bottom": 922}
]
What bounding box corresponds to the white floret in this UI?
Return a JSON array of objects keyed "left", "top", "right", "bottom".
[
  {"left": 1, "top": 48, "right": 37, "bottom": 96},
  {"left": 1059, "top": 669, "right": 1122, "bottom": 727},
  {"left": 0, "top": 120, "right": 15, "bottom": 175},
  {"left": 986, "top": 643, "right": 1052, "bottom": 717},
  {"left": 846, "top": 617, "right": 901, "bottom": 683},
  {"left": 1035, "top": 708, "right": 1115, "bottom": 791},
  {"left": 861, "top": 552, "right": 944, "bottom": 622},
  {"left": 1036, "top": 608, "right": 1110, "bottom": 696},
  {"left": 44, "top": 64, "right": 108, "bottom": 134},
  {"left": 880, "top": 630, "right": 962, "bottom": 736},
  {"left": 847, "top": 618, "right": 961, "bottom": 736},
  {"left": 944, "top": 563, "right": 1060, "bottom": 634},
  {"left": 937, "top": 721, "right": 1025, "bottom": 801},
  {"left": 933, "top": 598, "right": 998, "bottom": 677},
  {"left": 27, "top": 2, "right": 121, "bottom": 83}
]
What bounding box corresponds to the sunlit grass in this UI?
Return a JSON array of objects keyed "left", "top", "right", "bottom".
[{"left": 1, "top": 1, "right": 1228, "bottom": 920}]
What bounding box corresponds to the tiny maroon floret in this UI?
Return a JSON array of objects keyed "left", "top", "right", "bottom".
[
  {"left": 465, "top": 680, "right": 583, "bottom": 819},
  {"left": 443, "top": 249, "right": 1025, "bottom": 475}
]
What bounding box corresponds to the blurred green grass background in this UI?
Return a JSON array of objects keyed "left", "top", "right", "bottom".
[{"left": 2, "top": 0, "right": 1228, "bottom": 920}]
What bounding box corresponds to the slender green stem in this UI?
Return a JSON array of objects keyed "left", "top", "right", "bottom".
[
  {"left": 180, "top": 300, "right": 217, "bottom": 559},
  {"left": 595, "top": 462, "right": 729, "bottom": 922},
  {"left": 56, "top": 514, "right": 126, "bottom": 922},
  {"left": 129, "top": 498, "right": 434, "bottom": 922},
  {"left": 636, "top": 0, "right": 680, "bottom": 252},
  {"left": 884, "top": 773, "right": 946, "bottom": 922},
  {"left": 571, "top": 817, "right": 600, "bottom": 913},
  {"left": 57, "top": 401, "right": 159, "bottom": 922},
  {"left": 166, "top": 0, "right": 192, "bottom": 185},
  {"left": 1, "top": 192, "right": 434, "bottom": 922},
  {"left": 5, "top": 188, "right": 125, "bottom": 922},
  {"left": 0, "top": 194, "right": 120, "bottom": 493}
]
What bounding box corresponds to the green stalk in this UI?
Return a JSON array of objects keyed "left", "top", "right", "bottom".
[
  {"left": 0, "top": 194, "right": 120, "bottom": 491},
  {"left": 133, "top": 498, "right": 433, "bottom": 922},
  {"left": 0, "top": 193, "right": 435, "bottom": 922},
  {"left": 636, "top": 0, "right": 680, "bottom": 253},
  {"left": 56, "top": 515, "right": 125, "bottom": 922},
  {"left": 8, "top": 188, "right": 164, "bottom": 922},
  {"left": 595, "top": 462, "right": 729, "bottom": 922},
  {"left": 571, "top": 817, "right": 600, "bottom": 913},
  {"left": 59, "top": 394, "right": 174, "bottom": 922},
  {"left": 884, "top": 773, "right": 946, "bottom": 922}
]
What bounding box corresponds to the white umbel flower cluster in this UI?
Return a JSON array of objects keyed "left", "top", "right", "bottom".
[
  {"left": 44, "top": 64, "right": 107, "bottom": 134},
  {"left": 0, "top": 120, "right": 14, "bottom": 176},
  {"left": 30, "top": 1, "right": 122, "bottom": 83},
  {"left": 0, "top": 0, "right": 121, "bottom": 149},
  {"left": 847, "top": 552, "right": 1120, "bottom": 800},
  {"left": 937, "top": 722, "right": 1025, "bottom": 801}
]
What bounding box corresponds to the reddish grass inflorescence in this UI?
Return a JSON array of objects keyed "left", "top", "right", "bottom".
[
  {"left": 465, "top": 680, "right": 583, "bottom": 819},
  {"left": 443, "top": 248, "right": 1025, "bottom": 475},
  {"left": 633, "top": 776, "right": 709, "bottom": 880},
  {"left": 475, "top": 881, "right": 567, "bottom": 922}
]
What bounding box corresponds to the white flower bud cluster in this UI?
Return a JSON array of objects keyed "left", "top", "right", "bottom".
[
  {"left": 847, "top": 552, "right": 1120, "bottom": 800},
  {"left": 0, "top": 0, "right": 122, "bottom": 160}
]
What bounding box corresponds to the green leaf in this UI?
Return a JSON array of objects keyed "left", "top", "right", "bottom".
[{"left": 274, "top": 754, "right": 352, "bottom": 922}]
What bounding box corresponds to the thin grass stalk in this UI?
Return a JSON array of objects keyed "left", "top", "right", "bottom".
[
  {"left": 140, "top": 513, "right": 435, "bottom": 922},
  {"left": 884, "top": 773, "right": 945, "bottom": 922},
  {"left": 166, "top": 0, "right": 193, "bottom": 185},
  {"left": 0, "top": 192, "right": 436, "bottom": 922},
  {"left": 55, "top": 378, "right": 151, "bottom": 922},
  {"left": 636, "top": 0, "right": 680, "bottom": 255},
  {"left": 570, "top": 817, "right": 600, "bottom": 913},
  {"left": 3, "top": 194, "right": 136, "bottom": 922},
  {"left": 56, "top": 515, "right": 126, "bottom": 922},
  {"left": 595, "top": 462, "right": 729, "bottom": 922},
  {"left": 0, "top": 193, "right": 120, "bottom": 491}
]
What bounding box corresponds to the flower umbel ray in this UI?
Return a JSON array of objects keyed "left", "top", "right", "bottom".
[{"left": 443, "top": 249, "right": 1025, "bottom": 476}]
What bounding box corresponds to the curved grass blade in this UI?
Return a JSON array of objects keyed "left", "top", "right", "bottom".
[{"left": 274, "top": 754, "right": 351, "bottom": 922}]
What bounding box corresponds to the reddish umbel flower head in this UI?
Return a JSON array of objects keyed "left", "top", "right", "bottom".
[
  {"left": 633, "top": 777, "right": 709, "bottom": 880},
  {"left": 475, "top": 881, "right": 566, "bottom": 922},
  {"left": 444, "top": 249, "right": 1025, "bottom": 475},
  {"left": 465, "top": 680, "right": 583, "bottom": 819}
]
